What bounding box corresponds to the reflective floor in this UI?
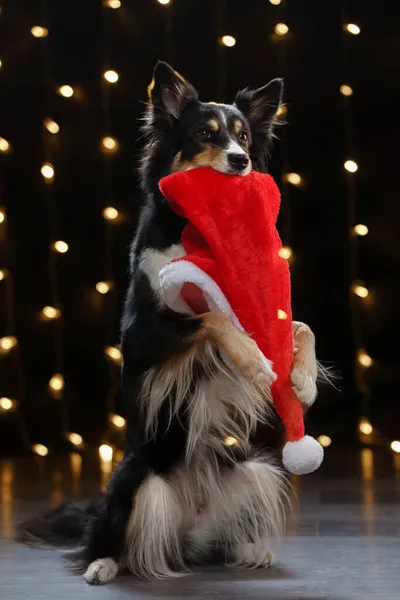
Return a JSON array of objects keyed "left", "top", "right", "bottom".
[{"left": 1, "top": 448, "right": 400, "bottom": 599}]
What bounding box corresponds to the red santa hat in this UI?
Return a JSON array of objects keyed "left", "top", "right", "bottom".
[{"left": 158, "top": 167, "right": 323, "bottom": 475}]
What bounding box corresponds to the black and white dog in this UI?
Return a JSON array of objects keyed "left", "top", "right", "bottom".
[{"left": 19, "top": 62, "right": 319, "bottom": 584}]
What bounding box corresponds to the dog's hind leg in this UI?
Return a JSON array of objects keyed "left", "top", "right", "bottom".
[{"left": 83, "top": 453, "right": 149, "bottom": 585}]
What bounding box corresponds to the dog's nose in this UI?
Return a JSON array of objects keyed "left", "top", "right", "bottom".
[{"left": 228, "top": 153, "right": 249, "bottom": 171}]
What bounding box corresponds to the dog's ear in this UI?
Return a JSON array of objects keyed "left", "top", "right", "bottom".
[
  {"left": 234, "top": 78, "right": 284, "bottom": 134},
  {"left": 147, "top": 61, "right": 198, "bottom": 119}
]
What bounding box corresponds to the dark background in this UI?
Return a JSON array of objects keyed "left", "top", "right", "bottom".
[{"left": 0, "top": 0, "right": 398, "bottom": 456}]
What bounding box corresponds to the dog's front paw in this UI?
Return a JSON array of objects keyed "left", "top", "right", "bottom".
[
  {"left": 227, "top": 542, "right": 276, "bottom": 569},
  {"left": 83, "top": 558, "right": 119, "bottom": 585},
  {"left": 291, "top": 367, "right": 317, "bottom": 407}
]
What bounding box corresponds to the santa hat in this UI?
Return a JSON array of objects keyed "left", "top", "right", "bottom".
[{"left": 159, "top": 168, "right": 323, "bottom": 475}]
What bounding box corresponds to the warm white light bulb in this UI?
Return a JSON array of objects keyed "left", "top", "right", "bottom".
[
  {"left": 67, "top": 433, "right": 83, "bottom": 447},
  {"left": 221, "top": 35, "right": 236, "bottom": 48},
  {"left": 352, "top": 283, "right": 369, "bottom": 298},
  {"left": 96, "top": 281, "right": 112, "bottom": 294},
  {"left": 110, "top": 414, "right": 126, "bottom": 429},
  {"left": 102, "top": 136, "right": 118, "bottom": 152},
  {"left": 42, "top": 305, "right": 61, "bottom": 319},
  {"left": 391, "top": 441, "right": 400, "bottom": 453},
  {"left": 274, "top": 23, "right": 289, "bottom": 36},
  {"left": 49, "top": 374, "right": 64, "bottom": 392},
  {"left": 105, "top": 0, "right": 121, "bottom": 7},
  {"left": 276, "top": 104, "right": 287, "bottom": 118},
  {"left": 0, "top": 269, "right": 8, "bottom": 281},
  {"left": 359, "top": 418, "right": 373, "bottom": 436},
  {"left": 344, "top": 23, "right": 361, "bottom": 35},
  {"left": 31, "top": 26, "right": 48, "bottom": 38},
  {"left": 344, "top": 159, "right": 358, "bottom": 173},
  {"left": 0, "top": 397, "right": 15, "bottom": 411},
  {"left": 357, "top": 349, "right": 372, "bottom": 368},
  {"left": 99, "top": 444, "right": 113, "bottom": 462},
  {"left": 104, "top": 70, "right": 119, "bottom": 83},
  {"left": 277, "top": 309, "right": 288, "bottom": 320},
  {"left": 158, "top": 0, "right": 171, "bottom": 4},
  {"left": 340, "top": 84, "right": 353, "bottom": 97},
  {"left": 0, "top": 137, "right": 10, "bottom": 153},
  {"left": 41, "top": 163, "right": 54, "bottom": 180},
  {"left": 105, "top": 346, "right": 123, "bottom": 364},
  {"left": 102, "top": 206, "right": 119, "bottom": 221},
  {"left": 318, "top": 435, "right": 332, "bottom": 448},
  {"left": 269, "top": 0, "right": 281, "bottom": 4},
  {"left": 284, "top": 172, "right": 302, "bottom": 186},
  {"left": 44, "top": 118, "right": 60, "bottom": 134},
  {"left": 278, "top": 246, "right": 293, "bottom": 260},
  {"left": 32, "top": 444, "right": 49, "bottom": 457},
  {"left": 53, "top": 240, "right": 68, "bottom": 253},
  {"left": 0, "top": 336, "right": 18, "bottom": 351},
  {"left": 353, "top": 224, "right": 368, "bottom": 236},
  {"left": 224, "top": 436, "right": 239, "bottom": 446},
  {"left": 58, "top": 85, "right": 74, "bottom": 98}
]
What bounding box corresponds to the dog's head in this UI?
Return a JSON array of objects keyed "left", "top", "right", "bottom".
[{"left": 140, "top": 61, "right": 283, "bottom": 194}]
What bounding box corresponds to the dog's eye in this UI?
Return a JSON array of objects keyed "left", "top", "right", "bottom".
[
  {"left": 197, "top": 128, "right": 212, "bottom": 141},
  {"left": 238, "top": 131, "right": 248, "bottom": 144}
]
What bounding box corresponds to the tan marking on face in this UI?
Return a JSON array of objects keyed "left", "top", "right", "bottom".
[
  {"left": 172, "top": 147, "right": 228, "bottom": 173},
  {"left": 234, "top": 119, "right": 245, "bottom": 135},
  {"left": 207, "top": 119, "right": 220, "bottom": 132}
]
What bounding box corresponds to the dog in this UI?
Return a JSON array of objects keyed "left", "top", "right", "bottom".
[{"left": 18, "top": 62, "right": 319, "bottom": 584}]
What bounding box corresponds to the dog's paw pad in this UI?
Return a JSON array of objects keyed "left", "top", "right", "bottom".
[
  {"left": 83, "top": 558, "right": 119, "bottom": 585},
  {"left": 291, "top": 368, "right": 317, "bottom": 407}
]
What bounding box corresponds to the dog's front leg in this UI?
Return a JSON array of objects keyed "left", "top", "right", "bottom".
[
  {"left": 83, "top": 453, "right": 149, "bottom": 585},
  {"left": 290, "top": 321, "right": 318, "bottom": 407}
]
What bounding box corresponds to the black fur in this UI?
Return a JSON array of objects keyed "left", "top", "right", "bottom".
[{"left": 18, "top": 61, "right": 284, "bottom": 573}]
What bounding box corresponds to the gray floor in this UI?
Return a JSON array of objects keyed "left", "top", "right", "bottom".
[{"left": 1, "top": 449, "right": 400, "bottom": 599}]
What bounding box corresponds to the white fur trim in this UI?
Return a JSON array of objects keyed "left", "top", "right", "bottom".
[
  {"left": 282, "top": 435, "right": 323, "bottom": 475},
  {"left": 159, "top": 260, "right": 244, "bottom": 330}
]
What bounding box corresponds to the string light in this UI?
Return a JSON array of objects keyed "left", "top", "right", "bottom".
[
  {"left": 101, "top": 136, "right": 118, "bottom": 152},
  {"left": 99, "top": 444, "right": 113, "bottom": 462},
  {"left": 52, "top": 240, "right": 69, "bottom": 253},
  {"left": 390, "top": 441, "right": 400, "bottom": 453},
  {"left": 0, "top": 269, "right": 9, "bottom": 281},
  {"left": 0, "top": 208, "right": 5, "bottom": 223},
  {"left": 269, "top": 0, "right": 281, "bottom": 4},
  {"left": 353, "top": 224, "right": 368, "bottom": 236},
  {"left": 284, "top": 172, "right": 302, "bottom": 186},
  {"left": 224, "top": 436, "right": 239, "bottom": 446},
  {"left": 340, "top": 84, "right": 353, "bottom": 96},
  {"left": 96, "top": 281, "right": 112, "bottom": 294},
  {"left": 0, "top": 397, "right": 15, "bottom": 411},
  {"left": 359, "top": 417, "right": 373, "bottom": 436},
  {"left": 0, "top": 58, "right": 2, "bottom": 69},
  {"left": 318, "top": 435, "right": 332, "bottom": 448},
  {"left": 0, "top": 336, "right": 18, "bottom": 353},
  {"left": 104, "top": 70, "right": 119, "bottom": 83},
  {"left": 105, "top": 346, "right": 122, "bottom": 364},
  {"left": 278, "top": 246, "right": 293, "bottom": 260},
  {"left": 41, "top": 162, "right": 54, "bottom": 181},
  {"left": 344, "top": 159, "right": 358, "bottom": 173},
  {"left": 277, "top": 309, "right": 288, "bottom": 320},
  {"left": 0, "top": 137, "right": 10, "bottom": 153},
  {"left": 104, "top": 0, "right": 121, "bottom": 7},
  {"left": 41, "top": 305, "right": 61, "bottom": 320},
  {"left": 344, "top": 23, "right": 361, "bottom": 35},
  {"left": 58, "top": 85, "right": 74, "bottom": 98},
  {"left": 66, "top": 433, "right": 83, "bottom": 447},
  {"left": 274, "top": 23, "right": 289, "bottom": 36},
  {"left": 157, "top": 0, "right": 171, "bottom": 4},
  {"left": 49, "top": 373, "right": 64, "bottom": 392},
  {"left": 31, "top": 26, "right": 48, "bottom": 38},
  {"left": 102, "top": 206, "right": 119, "bottom": 221},
  {"left": 220, "top": 35, "right": 236, "bottom": 48},
  {"left": 109, "top": 414, "right": 126, "bottom": 429},
  {"left": 44, "top": 118, "right": 59, "bottom": 134},
  {"left": 32, "top": 444, "right": 48, "bottom": 457},
  {"left": 357, "top": 349, "right": 373, "bottom": 368},
  {"left": 276, "top": 104, "right": 287, "bottom": 118},
  {"left": 351, "top": 283, "right": 369, "bottom": 298}
]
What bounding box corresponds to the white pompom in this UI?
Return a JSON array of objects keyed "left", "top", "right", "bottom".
[{"left": 282, "top": 435, "right": 324, "bottom": 475}]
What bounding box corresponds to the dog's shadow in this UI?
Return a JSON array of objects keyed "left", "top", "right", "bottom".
[{"left": 114, "top": 565, "right": 350, "bottom": 600}]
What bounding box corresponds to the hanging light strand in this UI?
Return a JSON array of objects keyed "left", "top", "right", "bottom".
[{"left": 38, "top": 0, "right": 70, "bottom": 443}]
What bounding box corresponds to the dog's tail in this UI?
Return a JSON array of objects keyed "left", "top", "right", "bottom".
[{"left": 16, "top": 500, "right": 102, "bottom": 548}]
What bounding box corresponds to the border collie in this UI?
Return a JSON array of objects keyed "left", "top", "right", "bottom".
[{"left": 18, "top": 62, "right": 319, "bottom": 584}]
